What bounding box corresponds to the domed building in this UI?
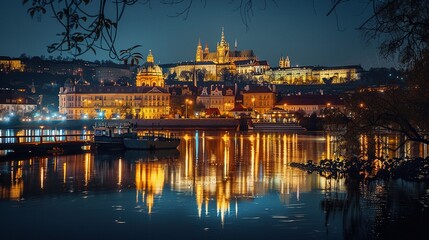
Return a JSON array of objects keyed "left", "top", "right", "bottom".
[
  {"left": 59, "top": 49, "right": 172, "bottom": 120},
  {"left": 136, "top": 50, "right": 164, "bottom": 87}
]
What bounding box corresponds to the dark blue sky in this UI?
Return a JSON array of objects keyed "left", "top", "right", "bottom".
[{"left": 0, "top": 0, "right": 398, "bottom": 69}]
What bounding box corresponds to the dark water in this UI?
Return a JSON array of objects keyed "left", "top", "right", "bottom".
[{"left": 1, "top": 130, "right": 428, "bottom": 240}]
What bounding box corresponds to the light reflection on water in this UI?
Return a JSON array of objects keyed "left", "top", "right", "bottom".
[{"left": 0, "top": 130, "right": 428, "bottom": 240}]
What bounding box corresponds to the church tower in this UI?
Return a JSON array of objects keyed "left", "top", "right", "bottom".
[
  {"left": 196, "top": 39, "right": 203, "bottom": 62},
  {"left": 279, "top": 56, "right": 285, "bottom": 68},
  {"left": 285, "top": 56, "right": 290, "bottom": 68},
  {"left": 279, "top": 55, "right": 290, "bottom": 68},
  {"left": 204, "top": 42, "right": 209, "bottom": 55},
  {"left": 136, "top": 50, "right": 164, "bottom": 87},
  {"left": 216, "top": 27, "right": 230, "bottom": 64}
]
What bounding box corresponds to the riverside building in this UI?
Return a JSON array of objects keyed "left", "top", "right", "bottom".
[{"left": 58, "top": 51, "right": 171, "bottom": 120}]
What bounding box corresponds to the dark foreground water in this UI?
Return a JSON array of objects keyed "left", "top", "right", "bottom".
[{"left": 1, "top": 130, "right": 428, "bottom": 240}]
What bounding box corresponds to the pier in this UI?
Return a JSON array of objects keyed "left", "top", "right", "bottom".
[{"left": 0, "top": 134, "right": 92, "bottom": 159}]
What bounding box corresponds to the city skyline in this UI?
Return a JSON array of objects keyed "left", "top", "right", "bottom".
[{"left": 0, "top": 1, "right": 399, "bottom": 70}]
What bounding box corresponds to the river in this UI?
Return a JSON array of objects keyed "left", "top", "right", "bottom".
[{"left": 1, "top": 130, "right": 428, "bottom": 239}]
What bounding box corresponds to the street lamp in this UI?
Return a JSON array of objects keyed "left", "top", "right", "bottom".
[{"left": 185, "top": 99, "right": 193, "bottom": 119}]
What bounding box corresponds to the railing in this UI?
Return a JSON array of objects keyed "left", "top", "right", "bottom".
[{"left": 0, "top": 133, "right": 93, "bottom": 144}]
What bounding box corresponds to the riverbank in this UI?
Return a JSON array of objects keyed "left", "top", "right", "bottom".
[{"left": 0, "top": 118, "right": 241, "bottom": 130}]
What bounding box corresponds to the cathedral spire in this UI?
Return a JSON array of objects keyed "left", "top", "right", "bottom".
[
  {"left": 220, "top": 27, "right": 227, "bottom": 46},
  {"left": 285, "top": 55, "right": 290, "bottom": 68},
  {"left": 196, "top": 39, "right": 203, "bottom": 62},
  {"left": 204, "top": 42, "right": 209, "bottom": 54}
]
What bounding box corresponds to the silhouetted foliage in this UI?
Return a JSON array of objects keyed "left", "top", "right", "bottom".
[
  {"left": 22, "top": 0, "right": 276, "bottom": 62},
  {"left": 326, "top": 0, "right": 429, "bottom": 158}
]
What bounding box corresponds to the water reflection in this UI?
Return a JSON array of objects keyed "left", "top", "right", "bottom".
[
  {"left": 1, "top": 130, "right": 428, "bottom": 239},
  {"left": 1, "top": 131, "right": 332, "bottom": 209}
]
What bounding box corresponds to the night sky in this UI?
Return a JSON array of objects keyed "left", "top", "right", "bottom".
[{"left": 0, "top": 0, "right": 398, "bottom": 69}]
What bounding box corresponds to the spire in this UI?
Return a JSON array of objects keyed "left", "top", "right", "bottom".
[
  {"left": 285, "top": 55, "right": 290, "bottom": 67},
  {"left": 234, "top": 39, "right": 237, "bottom": 50},
  {"left": 147, "top": 50, "right": 154, "bottom": 63},
  {"left": 204, "top": 42, "right": 209, "bottom": 54},
  {"left": 279, "top": 55, "right": 285, "bottom": 68},
  {"left": 220, "top": 27, "right": 227, "bottom": 46},
  {"left": 196, "top": 39, "right": 203, "bottom": 62}
]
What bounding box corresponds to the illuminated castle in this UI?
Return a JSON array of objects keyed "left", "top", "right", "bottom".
[{"left": 195, "top": 28, "right": 257, "bottom": 64}]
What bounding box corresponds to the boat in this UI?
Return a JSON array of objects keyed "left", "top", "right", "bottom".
[
  {"left": 93, "top": 122, "right": 137, "bottom": 148},
  {"left": 123, "top": 131, "right": 180, "bottom": 150}
]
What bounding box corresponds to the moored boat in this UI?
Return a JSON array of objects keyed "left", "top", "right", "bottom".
[
  {"left": 123, "top": 131, "right": 180, "bottom": 150},
  {"left": 93, "top": 122, "right": 137, "bottom": 149}
]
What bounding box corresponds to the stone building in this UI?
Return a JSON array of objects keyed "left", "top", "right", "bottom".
[{"left": 59, "top": 51, "right": 171, "bottom": 119}]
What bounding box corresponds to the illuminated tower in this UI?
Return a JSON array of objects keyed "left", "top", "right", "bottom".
[
  {"left": 216, "top": 27, "right": 230, "bottom": 64},
  {"left": 285, "top": 56, "right": 290, "bottom": 68},
  {"left": 204, "top": 42, "right": 209, "bottom": 55},
  {"left": 196, "top": 39, "right": 203, "bottom": 62},
  {"left": 279, "top": 55, "right": 290, "bottom": 68},
  {"left": 279, "top": 56, "right": 285, "bottom": 68}
]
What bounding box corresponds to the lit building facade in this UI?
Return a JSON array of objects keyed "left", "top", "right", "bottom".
[
  {"left": 0, "top": 57, "right": 24, "bottom": 72},
  {"left": 265, "top": 65, "right": 362, "bottom": 84},
  {"left": 58, "top": 51, "right": 171, "bottom": 120},
  {"left": 196, "top": 85, "right": 235, "bottom": 115},
  {"left": 165, "top": 61, "right": 217, "bottom": 82},
  {"left": 196, "top": 28, "right": 257, "bottom": 64},
  {"left": 58, "top": 85, "right": 170, "bottom": 119},
  {"left": 311, "top": 65, "right": 362, "bottom": 83},
  {"left": 242, "top": 86, "right": 276, "bottom": 115},
  {"left": 0, "top": 92, "right": 37, "bottom": 119},
  {"left": 265, "top": 67, "right": 315, "bottom": 84},
  {"left": 276, "top": 94, "right": 345, "bottom": 116},
  {"left": 235, "top": 60, "right": 270, "bottom": 75},
  {"left": 164, "top": 28, "right": 262, "bottom": 82}
]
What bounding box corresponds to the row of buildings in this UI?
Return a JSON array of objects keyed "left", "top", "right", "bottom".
[
  {"left": 1, "top": 28, "right": 354, "bottom": 121},
  {"left": 56, "top": 51, "right": 344, "bottom": 120},
  {"left": 163, "top": 28, "right": 362, "bottom": 83},
  {"left": 1, "top": 28, "right": 363, "bottom": 85}
]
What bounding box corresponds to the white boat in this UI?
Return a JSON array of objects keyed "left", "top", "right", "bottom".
[{"left": 123, "top": 131, "right": 180, "bottom": 150}]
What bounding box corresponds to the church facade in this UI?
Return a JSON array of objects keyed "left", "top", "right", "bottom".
[{"left": 195, "top": 28, "right": 257, "bottom": 64}]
